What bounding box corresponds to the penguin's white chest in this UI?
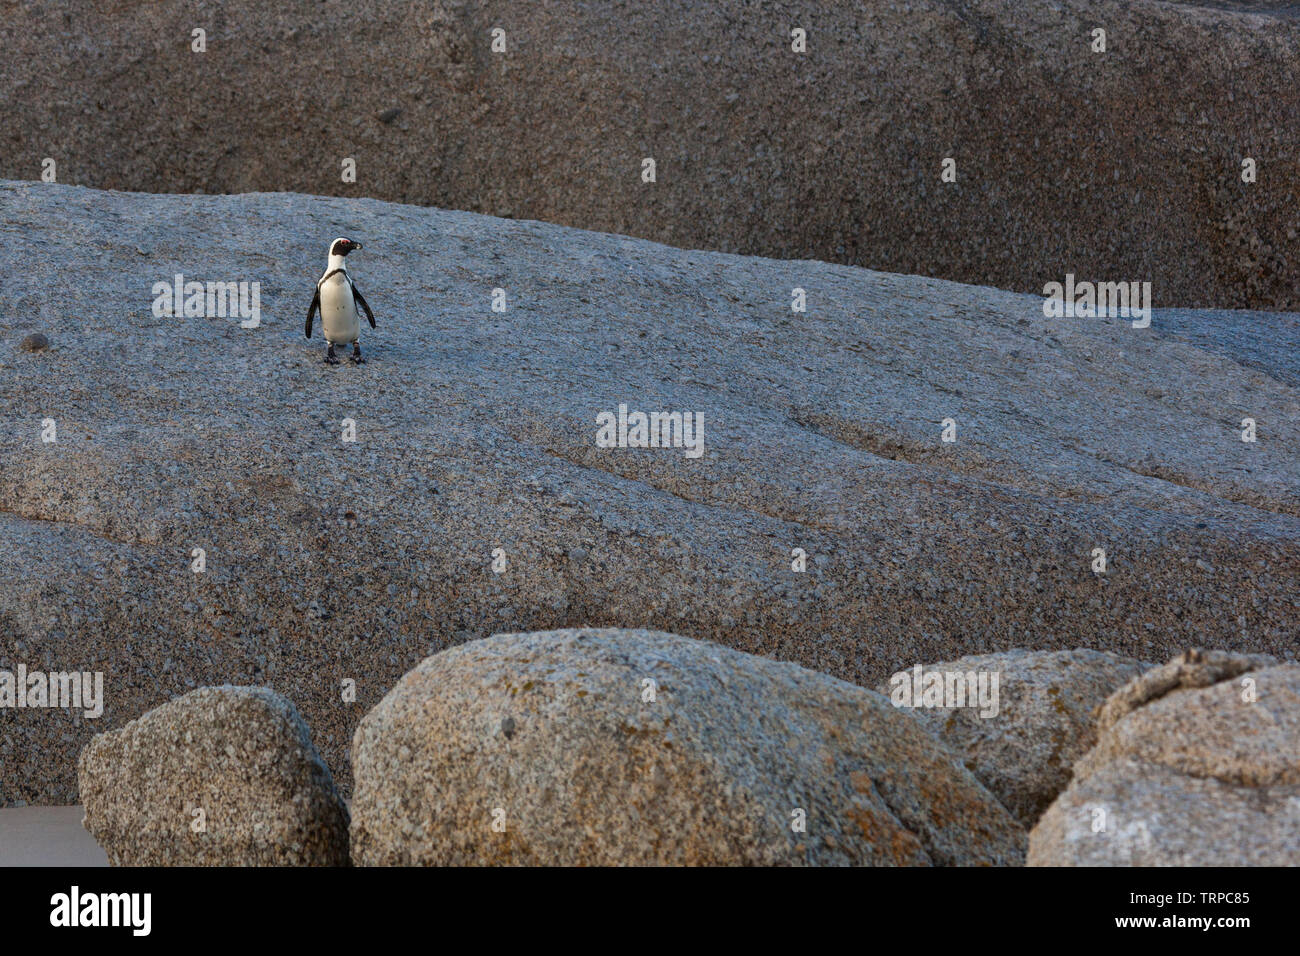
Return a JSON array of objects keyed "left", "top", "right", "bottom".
[{"left": 320, "top": 274, "right": 360, "bottom": 343}]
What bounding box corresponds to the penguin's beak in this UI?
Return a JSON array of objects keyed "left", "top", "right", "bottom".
[{"left": 351, "top": 242, "right": 363, "bottom": 251}]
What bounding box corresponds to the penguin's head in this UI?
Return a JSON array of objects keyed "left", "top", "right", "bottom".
[{"left": 329, "top": 237, "right": 362, "bottom": 258}]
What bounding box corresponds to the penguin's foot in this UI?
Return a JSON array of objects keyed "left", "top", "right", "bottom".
[
  {"left": 351, "top": 343, "right": 365, "bottom": 364},
  {"left": 325, "top": 343, "right": 340, "bottom": 365}
]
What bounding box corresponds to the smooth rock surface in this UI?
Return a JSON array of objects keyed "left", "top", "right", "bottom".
[
  {"left": 350, "top": 628, "right": 1026, "bottom": 865},
  {"left": 1029, "top": 657, "right": 1300, "bottom": 865},
  {"left": 0, "top": 806, "right": 108, "bottom": 867},
  {"left": 877, "top": 649, "right": 1149, "bottom": 826},
  {"left": 4, "top": 1, "right": 1300, "bottom": 308},
  {"left": 78, "top": 686, "right": 350, "bottom": 866},
  {"left": 1, "top": 182, "right": 1297, "bottom": 804}
]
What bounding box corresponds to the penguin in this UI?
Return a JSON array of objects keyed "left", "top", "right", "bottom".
[{"left": 306, "top": 237, "right": 375, "bottom": 364}]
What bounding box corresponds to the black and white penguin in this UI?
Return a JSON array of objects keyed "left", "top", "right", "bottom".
[{"left": 305, "top": 237, "right": 376, "bottom": 364}]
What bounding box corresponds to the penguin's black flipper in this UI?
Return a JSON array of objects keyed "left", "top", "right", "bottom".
[
  {"left": 306, "top": 288, "right": 320, "bottom": 338},
  {"left": 352, "top": 285, "right": 376, "bottom": 328}
]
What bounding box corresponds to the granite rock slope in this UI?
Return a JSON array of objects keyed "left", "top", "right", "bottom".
[
  {"left": 1, "top": 182, "right": 1297, "bottom": 803},
  {"left": 77, "top": 685, "right": 350, "bottom": 866},
  {"left": 1029, "top": 651, "right": 1300, "bottom": 866},
  {"left": 350, "top": 628, "right": 1026, "bottom": 865},
  {"left": 2, "top": 0, "right": 1299, "bottom": 307}
]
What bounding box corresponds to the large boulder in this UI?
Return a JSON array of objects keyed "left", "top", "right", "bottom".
[
  {"left": 350, "top": 628, "right": 1026, "bottom": 865},
  {"left": 3, "top": 182, "right": 1298, "bottom": 805},
  {"left": 3, "top": 1, "right": 1300, "bottom": 307},
  {"left": 877, "top": 649, "right": 1149, "bottom": 826},
  {"left": 1095, "top": 647, "right": 1279, "bottom": 731},
  {"left": 78, "top": 686, "right": 349, "bottom": 866},
  {"left": 1028, "top": 652, "right": 1300, "bottom": 865}
]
